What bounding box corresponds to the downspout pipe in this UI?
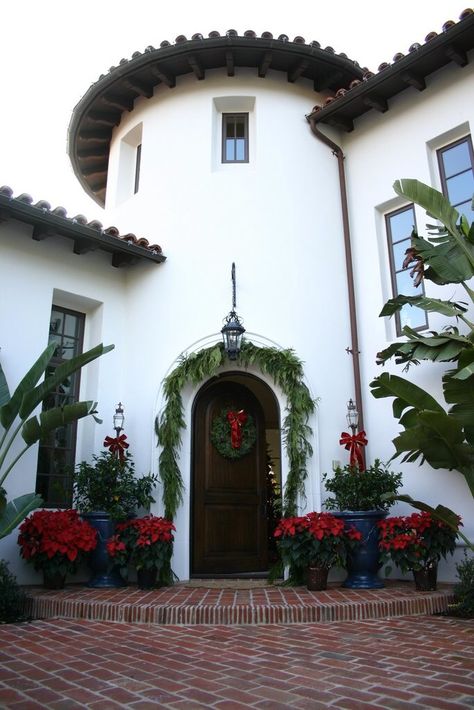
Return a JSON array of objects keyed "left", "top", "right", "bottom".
[{"left": 307, "top": 115, "right": 365, "bottom": 440}]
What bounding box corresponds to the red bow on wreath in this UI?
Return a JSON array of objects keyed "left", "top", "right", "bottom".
[
  {"left": 103, "top": 434, "right": 129, "bottom": 461},
  {"left": 339, "top": 430, "right": 368, "bottom": 469},
  {"left": 227, "top": 410, "right": 248, "bottom": 449}
]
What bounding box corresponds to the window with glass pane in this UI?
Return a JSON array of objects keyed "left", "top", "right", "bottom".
[
  {"left": 438, "top": 136, "right": 474, "bottom": 221},
  {"left": 386, "top": 205, "right": 428, "bottom": 336},
  {"left": 35, "top": 307, "right": 85, "bottom": 507},
  {"left": 222, "top": 113, "right": 249, "bottom": 163}
]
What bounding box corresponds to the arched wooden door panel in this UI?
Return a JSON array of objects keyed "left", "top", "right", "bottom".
[{"left": 192, "top": 381, "right": 268, "bottom": 575}]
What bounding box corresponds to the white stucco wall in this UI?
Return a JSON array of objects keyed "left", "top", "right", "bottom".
[
  {"left": 102, "top": 68, "right": 356, "bottom": 577},
  {"left": 0, "top": 220, "right": 131, "bottom": 581},
  {"left": 339, "top": 55, "right": 474, "bottom": 577},
  {"left": 2, "top": 54, "right": 473, "bottom": 584}
]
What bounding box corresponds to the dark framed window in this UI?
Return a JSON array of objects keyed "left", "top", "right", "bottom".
[
  {"left": 35, "top": 306, "right": 85, "bottom": 508},
  {"left": 134, "top": 144, "right": 142, "bottom": 194},
  {"left": 222, "top": 113, "right": 249, "bottom": 163},
  {"left": 386, "top": 205, "right": 428, "bottom": 336},
  {"left": 437, "top": 136, "right": 474, "bottom": 220}
]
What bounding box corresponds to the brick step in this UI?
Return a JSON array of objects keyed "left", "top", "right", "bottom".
[{"left": 25, "top": 581, "right": 454, "bottom": 625}]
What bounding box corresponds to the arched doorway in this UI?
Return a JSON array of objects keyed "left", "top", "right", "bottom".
[{"left": 191, "top": 373, "right": 281, "bottom": 577}]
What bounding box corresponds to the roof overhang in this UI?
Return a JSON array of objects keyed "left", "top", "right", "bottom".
[
  {"left": 308, "top": 12, "right": 474, "bottom": 132},
  {"left": 68, "top": 32, "right": 365, "bottom": 206},
  {"left": 0, "top": 189, "right": 166, "bottom": 267}
]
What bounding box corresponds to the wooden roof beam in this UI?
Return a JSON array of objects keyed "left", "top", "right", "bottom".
[
  {"left": 81, "top": 163, "right": 108, "bottom": 178},
  {"left": 150, "top": 65, "right": 176, "bottom": 88},
  {"left": 328, "top": 115, "right": 354, "bottom": 132},
  {"left": 88, "top": 110, "right": 121, "bottom": 127},
  {"left": 77, "top": 129, "right": 111, "bottom": 143},
  {"left": 288, "top": 60, "right": 308, "bottom": 83},
  {"left": 226, "top": 50, "right": 235, "bottom": 77},
  {"left": 123, "top": 77, "right": 154, "bottom": 98},
  {"left": 314, "top": 70, "right": 343, "bottom": 92},
  {"left": 400, "top": 71, "right": 426, "bottom": 91},
  {"left": 73, "top": 238, "right": 100, "bottom": 255},
  {"left": 187, "top": 55, "right": 205, "bottom": 80},
  {"left": 258, "top": 51, "right": 272, "bottom": 78},
  {"left": 112, "top": 252, "right": 140, "bottom": 268},
  {"left": 101, "top": 94, "right": 134, "bottom": 112},
  {"left": 445, "top": 44, "right": 468, "bottom": 67},
  {"left": 363, "top": 94, "right": 388, "bottom": 112},
  {"left": 77, "top": 147, "right": 107, "bottom": 159}
]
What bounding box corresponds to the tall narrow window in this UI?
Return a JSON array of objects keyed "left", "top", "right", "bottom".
[
  {"left": 35, "top": 307, "right": 85, "bottom": 507},
  {"left": 222, "top": 113, "right": 249, "bottom": 163},
  {"left": 134, "top": 144, "right": 142, "bottom": 194},
  {"left": 386, "top": 205, "right": 428, "bottom": 335},
  {"left": 437, "top": 136, "right": 474, "bottom": 220}
]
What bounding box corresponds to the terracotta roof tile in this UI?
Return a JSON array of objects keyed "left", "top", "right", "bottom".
[
  {"left": 0, "top": 186, "right": 164, "bottom": 266},
  {"left": 308, "top": 8, "right": 474, "bottom": 130}
]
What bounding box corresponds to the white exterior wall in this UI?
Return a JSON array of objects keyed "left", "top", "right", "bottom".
[
  {"left": 0, "top": 221, "right": 129, "bottom": 582},
  {"left": 104, "top": 69, "right": 356, "bottom": 579},
  {"left": 341, "top": 56, "right": 474, "bottom": 578}
]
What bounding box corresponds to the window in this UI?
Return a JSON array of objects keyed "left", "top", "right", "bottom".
[
  {"left": 437, "top": 136, "right": 474, "bottom": 220},
  {"left": 35, "top": 306, "right": 85, "bottom": 507},
  {"left": 386, "top": 205, "right": 428, "bottom": 335},
  {"left": 134, "top": 144, "right": 142, "bottom": 194},
  {"left": 222, "top": 113, "right": 249, "bottom": 163}
]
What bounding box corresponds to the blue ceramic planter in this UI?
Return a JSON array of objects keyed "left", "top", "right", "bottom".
[
  {"left": 82, "top": 512, "right": 127, "bottom": 588},
  {"left": 335, "top": 510, "right": 387, "bottom": 589}
]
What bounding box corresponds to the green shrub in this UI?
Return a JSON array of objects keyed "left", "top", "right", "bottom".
[
  {"left": 323, "top": 459, "right": 403, "bottom": 512},
  {"left": 451, "top": 553, "right": 474, "bottom": 618},
  {"left": 0, "top": 559, "right": 29, "bottom": 624}
]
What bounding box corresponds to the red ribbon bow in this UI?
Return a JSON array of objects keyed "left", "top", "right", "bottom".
[
  {"left": 227, "top": 410, "right": 248, "bottom": 449},
  {"left": 339, "top": 430, "right": 368, "bottom": 469},
  {"left": 103, "top": 434, "right": 129, "bottom": 461}
]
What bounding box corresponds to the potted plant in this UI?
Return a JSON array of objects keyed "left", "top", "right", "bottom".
[
  {"left": 17, "top": 509, "right": 97, "bottom": 589},
  {"left": 274, "top": 512, "right": 361, "bottom": 589},
  {"left": 73, "top": 438, "right": 158, "bottom": 588},
  {"left": 107, "top": 515, "right": 175, "bottom": 589},
  {"left": 323, "top": 402, "right": 403, "bottom": 590},
  {"left": 378, "top": 511, "right": 461, "bottom": 590}
]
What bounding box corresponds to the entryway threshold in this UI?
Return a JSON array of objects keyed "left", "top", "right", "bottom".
[{"left": 24, "top": 580, "right": 454, "bottom": 626}]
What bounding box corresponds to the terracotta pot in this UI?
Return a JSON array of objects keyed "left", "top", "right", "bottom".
[
  {"left": 43, "top": 571, "right": 66, "bottom": 590},
  {"left": 307, "top": 565, "right": 329, "bottom": 591},
  {"left": 413, "top": 564, "right": 437, "bottom": 591}
]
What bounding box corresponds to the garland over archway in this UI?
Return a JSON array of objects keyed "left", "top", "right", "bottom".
[{"left": 155, "top": 341, "right": 316, "bottom": 518}]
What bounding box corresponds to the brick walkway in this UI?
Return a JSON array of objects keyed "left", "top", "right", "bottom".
[
  {"left": 25, "top": 581, "right": 454, "bottom": 625},
  {"left": 0, "top": 615, "right": 473, "bottom": 708}
]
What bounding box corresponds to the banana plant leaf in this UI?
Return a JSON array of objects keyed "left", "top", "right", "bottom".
[
  {"left": 0, "top": 492, "right": 43, "bottom": 540},
  {"left": 394, "top": 179, "right": 474, "bottom": 280},
  {"left": 370, "top": 373, "right": 444, "bottom": 416},
  {"left": 0, "top": 362, "right": 10, "bottom": 408},
  {"left": 19, "top": 343, "right": 114, "bottom": 420},
  {"left": 0, "top": 343, "right": 56, "bottom": 429},
  {"left": 380, "top": 295, "right": 468, "bottom": 318},
  {"left": 21, "top": 400, "right": 99, "bottom": 446}
]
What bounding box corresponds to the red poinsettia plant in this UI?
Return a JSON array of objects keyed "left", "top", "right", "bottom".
[
  {"left": 18, "top": 509, "right": 97, "bottom": 577},
  {"left": 378, "top": 511, "right": 461, "bottom": 574},
  {"left": 274, "top": 512, "right": 362, "bottom": 582},
  {"left": 107, "top": 515, "right": 175, "bottom": 571}
]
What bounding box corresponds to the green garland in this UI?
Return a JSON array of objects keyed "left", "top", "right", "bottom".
[
  {"left": 155, "top": 342, "right": 316, "bottom": 518},
  {"left": 211, "top": 408, "right": 257, "bottom": 459}
]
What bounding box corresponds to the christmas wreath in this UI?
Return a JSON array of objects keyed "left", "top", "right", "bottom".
[{"left": 211, "top": 407, "right": 257, "bottom": 460}]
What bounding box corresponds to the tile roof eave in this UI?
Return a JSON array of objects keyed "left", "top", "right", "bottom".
[
  {"left": 307, "top": 10, "right": 474, "bottom": 132},
  {"left": 0, "top": 188, "right": 166, "bottom": 268}
]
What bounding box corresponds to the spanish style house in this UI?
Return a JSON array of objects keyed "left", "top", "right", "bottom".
[{"left": 1, "top": 10, "right": 473, "bottom": 583}]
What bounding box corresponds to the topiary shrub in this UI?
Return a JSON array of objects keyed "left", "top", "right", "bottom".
[{"left": 0, "top": 559, "right": 29, "bottom": 624}]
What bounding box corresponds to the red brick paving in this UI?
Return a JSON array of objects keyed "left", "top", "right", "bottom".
[
  {"left": 0, "top": 615, "right": 472, "bottom": 708},
  {"left": 24, "top": 580, "right": 454, "bottom": 625}
]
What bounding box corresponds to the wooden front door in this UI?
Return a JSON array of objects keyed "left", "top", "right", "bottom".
[{"left": 192, "top": 380, "right": 268, "bottom": 575}]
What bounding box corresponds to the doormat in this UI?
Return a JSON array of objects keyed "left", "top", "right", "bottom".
[{"left": 180, "top": 579, "right": 280, "bottom": 589}]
